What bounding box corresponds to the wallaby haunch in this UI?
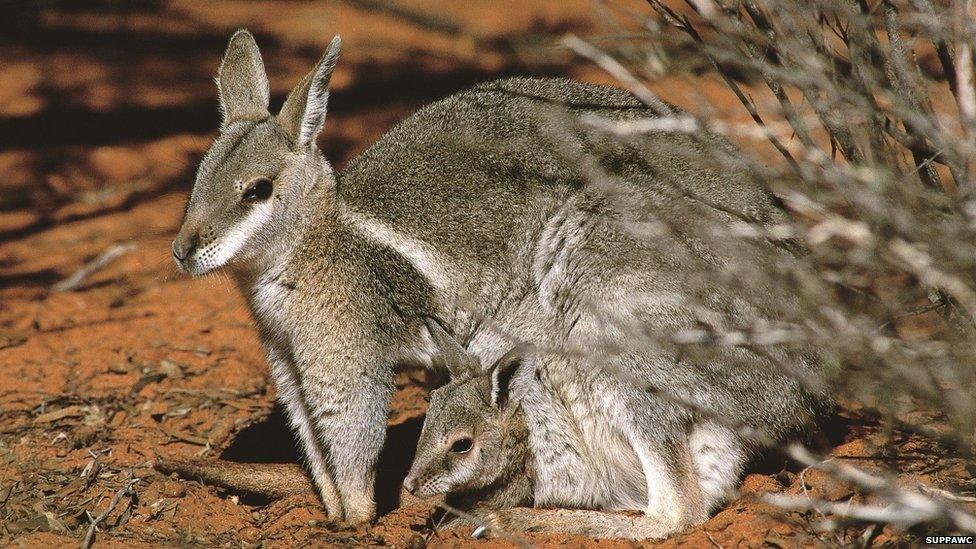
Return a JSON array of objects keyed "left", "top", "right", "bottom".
[{"left": 174, "top": 29, "right": 826, "bottom": 527}]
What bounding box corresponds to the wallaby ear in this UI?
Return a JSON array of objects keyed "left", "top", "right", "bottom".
[
  {"left": 217, "top": 29, "right": 270, "bottom": 128},
  {"left": 278, "top": 35, "right": 341, "bottom": 149},
  {"left": 424, "top": 318, "right": 481, "bottom": 381},
  {"left": 489, "top": 345, "right": 531, "bottom": 409}
]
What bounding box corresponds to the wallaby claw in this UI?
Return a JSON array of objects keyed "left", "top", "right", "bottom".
[
  {"left": 483, "top": 510, "right": 524, "bottom": 536},
  {"left": 469, "top": 512, "right": 512, "bottom": 539}
]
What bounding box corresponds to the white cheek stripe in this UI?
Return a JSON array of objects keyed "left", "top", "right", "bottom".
[
  {"left": 191, "top": 203, "right": 272, "bottom": 273},
  {"left": 219, "top": 204, "right": 272, "bottom": 261},
  {"left": 339, "top": 208, "right": 453, "bottom": 292}
]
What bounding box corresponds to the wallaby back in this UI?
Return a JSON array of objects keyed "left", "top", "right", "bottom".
[{"left": 338, "top": 77, "right": 785, "bottom": 272}]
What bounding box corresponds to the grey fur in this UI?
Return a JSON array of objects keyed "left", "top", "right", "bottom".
[
  {"left": 279, "top": 36, "right": 341, "bottom": 147},
  {"left": 217, "top": 30, "right": 271, "bottom": 128},
  {"left": 174, "top": 29, "right": 827, "bottom": 528}
]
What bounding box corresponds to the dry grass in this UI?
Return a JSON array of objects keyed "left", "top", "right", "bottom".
[{"left": 555, "top": 0, "right": 976, "bottom": 537}]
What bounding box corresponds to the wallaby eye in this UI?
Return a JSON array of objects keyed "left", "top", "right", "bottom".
[
  {"left": 449, "top": 437, "right": 473, "bottom": 454},
  {"left": 242, "top": 178, "right": 273, "bottom": 202}
]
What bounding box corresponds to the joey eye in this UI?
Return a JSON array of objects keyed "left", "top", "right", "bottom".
[
  {"left": 242, "top": 178, "right": 273, "bottom": 202},
  {"left": 449, "top": 437, "right": 473, "bottom": 454}
]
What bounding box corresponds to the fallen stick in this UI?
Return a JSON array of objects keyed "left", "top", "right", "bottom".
[
  {"left": 154, "top": 457, "right": 312, "bottom": 499},
  {"left": 154, "top": 457, "right": 425, "bottom": 505},
  {"left": 83, "top": 473, "right": 138, "bottom": 549},
  {"left": 53, "top": 242, "right": 136, "bottom": 292}
]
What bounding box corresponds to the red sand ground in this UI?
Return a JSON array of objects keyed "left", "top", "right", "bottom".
[{"left": 1, "top": 2, "right": 973, "bottom": 547}]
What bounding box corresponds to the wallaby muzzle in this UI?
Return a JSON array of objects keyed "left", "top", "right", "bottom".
[{"left": 172, "top": 224, "right": 201, "bottom": 270}]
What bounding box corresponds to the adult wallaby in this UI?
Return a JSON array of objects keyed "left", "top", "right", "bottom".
[
  {"left": 404, "top": 323, "right": 825, "bottom": 539},
  {"left": 173, "top": 29, "right": 823, "bottom": 524}
]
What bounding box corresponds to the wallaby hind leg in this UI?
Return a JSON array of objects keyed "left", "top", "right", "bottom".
[
  {"left": 689, "top": 421, "right": 747, "bottom": 513},
  {"left": 304, "top": 359, "right": 395, "bottom": 524},
  {"left": 625, "top": 429, "right": 708, "bottom": 531},
  {"left": 481, "top": 507, "right": 687, "bottom": 540},
  {"left": 617, "top": 392, "right": 708, "bottom": 529},
  {"left": 269, "top": 355, "right": 345, "bottom": 520}
]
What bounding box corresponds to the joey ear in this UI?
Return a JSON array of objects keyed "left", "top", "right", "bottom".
[
  {"left": 217, "top": 29, "right": 270, "bottom": 128},
  {"left": 424, "top": 318, "right": 481, "bottom": 381},
  {"left": 278, "top": 35, "right": 341, "bottom": 149},
  {"left": 489, "top": 345, "right": 531, "bottom": 408}
]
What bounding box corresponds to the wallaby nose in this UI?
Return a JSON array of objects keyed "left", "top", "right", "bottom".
[{"left": 172, "top": 231, "right": 200, "bottom": 263}]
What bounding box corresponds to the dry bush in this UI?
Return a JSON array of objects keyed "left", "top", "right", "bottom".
[{"left": 551, "top": 0, "right": 976, "bottom": 537}]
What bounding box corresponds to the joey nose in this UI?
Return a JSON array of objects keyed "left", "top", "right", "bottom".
[{"left": 172, "top": 230, "right": 200, "bottom": 263}]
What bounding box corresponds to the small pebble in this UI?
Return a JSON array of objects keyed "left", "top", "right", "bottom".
[
  {"left": 110, "top": 410, "right": 127, "bottom": 427},
  {"left": 239, "top": 526, "right": 261, "bottom": 542},
  {"left": 158, "top": 359, "right": 184, "bottom": 378}
]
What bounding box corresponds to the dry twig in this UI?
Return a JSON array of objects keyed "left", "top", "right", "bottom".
[
  {"left": 82, "top": 473, "right": 138, "bottom": 549},
  {"left": 53, "top": 242, "right": 136, "bottom": 292}
]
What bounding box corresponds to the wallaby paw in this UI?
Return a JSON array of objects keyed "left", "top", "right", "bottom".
[
  {"left": 342, "top": 497, "right": 377, "bottom": 525},
  {"left": 478, "top": 508, "right": 538, "bottom": 537},
  {"left": 471, "top": 525, "right": 489, "bottom": 539}
]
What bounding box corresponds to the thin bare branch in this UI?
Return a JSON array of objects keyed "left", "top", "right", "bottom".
[{"left": 82, "top": 473, "right": 138, "bottom": 549}]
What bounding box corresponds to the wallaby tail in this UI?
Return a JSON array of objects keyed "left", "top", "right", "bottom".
[{"left": 479, "top": 507, "right": 691, "bottom": 540}]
